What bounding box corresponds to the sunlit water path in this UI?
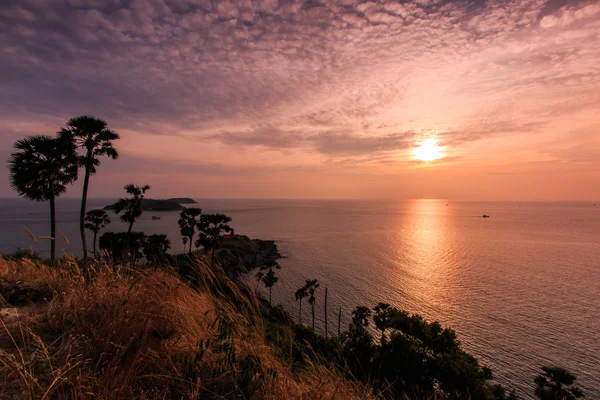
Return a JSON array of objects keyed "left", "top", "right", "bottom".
[{"left": 1, "top": 198, "right": 598, "bottom": 398}]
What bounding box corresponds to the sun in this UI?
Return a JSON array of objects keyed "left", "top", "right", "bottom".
[{"left": 413, "top": 138, "right": 444, "bottom": 162}]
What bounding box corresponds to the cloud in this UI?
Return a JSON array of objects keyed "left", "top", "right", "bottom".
[{"left": 0, "top": 0, "right": 599, "bottom": 175}]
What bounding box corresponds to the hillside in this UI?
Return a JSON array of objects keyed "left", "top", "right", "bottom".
[{"left": 0, "top": 256, "right": 373, "bottom": 400}]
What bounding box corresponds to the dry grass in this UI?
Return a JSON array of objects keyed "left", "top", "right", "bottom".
[{"left": 0, "top": 256, "right": 375, "bottom": 400}]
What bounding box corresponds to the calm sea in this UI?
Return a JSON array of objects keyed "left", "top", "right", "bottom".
[{"left": 0, "top": 198, "right": 598, "bottom": 398}]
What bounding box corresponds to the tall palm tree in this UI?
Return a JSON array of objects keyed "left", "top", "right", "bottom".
[
  {"left": 112, "top": 184, "right": 150, "bottom": 241},
  {"left": 58, "top": 116, "right": 119, "bottom": 265},
  {"left": 177, "top": 207, "right": 202, "bottom": 254},
  {"left": 8, "top": 136, "right": 78, "bottom": 262},
  {"left": 195, "top": 213, "right": 234, "bottom": 268},
  {"left": 295, "top": 284, "right": 309, "bottom": 325},
  {"left": 305, "top": 279, "right": 320, "bottom": 331},
  {"left": 259, "top": 260, "right": 280, "bottom": 307},
  {"left": 84, "top": 209, "right": 111, "bottom": 258},
  {"left": 373, "top": 303, "right": 396, "bottom": 343}
]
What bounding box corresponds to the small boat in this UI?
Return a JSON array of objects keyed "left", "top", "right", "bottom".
[
  {"left": 152, "top": 216, "right": 161, "bottom": 220},
  {"left": 482, "top": 215, "right": 490, "bottom": 218}
]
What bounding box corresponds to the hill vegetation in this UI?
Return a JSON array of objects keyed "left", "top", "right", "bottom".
[
  {"left": 104, "top": 198, "right": 185, "bottom": 212},
  {"left": 167, "top": 197, "right": 198, "bottom": 204}
]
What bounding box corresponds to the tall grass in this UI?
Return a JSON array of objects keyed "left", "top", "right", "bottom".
[{"left": 0, "top": 255, "right": 375, "bottom": 399}]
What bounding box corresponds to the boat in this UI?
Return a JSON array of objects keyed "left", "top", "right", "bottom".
[
  {"left": 482, "top": 215, "right": 490, "bottom": 218},
  {"left": 152, "top": 216, "right": 161, "bottom": 220}
]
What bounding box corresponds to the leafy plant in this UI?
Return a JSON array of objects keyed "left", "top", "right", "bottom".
[{"left": 84, "top": 209, "right": 111, "bottom": 258}]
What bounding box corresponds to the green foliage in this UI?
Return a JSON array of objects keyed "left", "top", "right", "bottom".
[
  {"left": 339, "top": 304, "right": 500, "bottom": 399},
  {"left": 142, "top": 234, "right": 171, "bottom": 263},
  {"left": 534, "top": 366, "right": 583, "bottom": 400}
]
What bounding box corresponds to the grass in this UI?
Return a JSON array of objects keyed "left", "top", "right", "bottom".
[{"left": 0, "top": 255, "right": 376, "bottom": 399}]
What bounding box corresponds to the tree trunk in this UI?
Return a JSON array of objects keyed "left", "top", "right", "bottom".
[
  {"left": 127, "top": 220, "right": 134, "bottom": 265},
  {"left": 269, "top": 286, "right": 272, "bottom": 307},
  {"left": 312, "top": 303, "right": 315, "bottom": 331},
  {"left": 324, "top": 287, "right": 328, "bottom": 339},
  {"left": 188, "top": 235, "right": 192, "bottom": 255},
  {"left": 49, "top": 191, "right": 56, "bottom": 263},
  {"left": 93, "top": 231, "right": 97, "bottom": 258},
  {"left": 80, "top": 153, "right": 92, "bottom": 267},
  {"left": 338, "top": 307, "right": 342, "bottom": 338},
  {"left": 298, "top": 299, "right": 302, "bottom": 325}
]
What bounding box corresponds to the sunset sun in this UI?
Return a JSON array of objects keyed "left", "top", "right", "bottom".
[{"left": 413, "top": 138, "right": 444, "bottom": 162}]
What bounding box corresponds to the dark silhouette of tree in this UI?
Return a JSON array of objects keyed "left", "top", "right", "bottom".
[
  {"left": 534, "top": 367, "right": 583, "bottom": 400},
  {"left": 258, "top": 260, "right": 280, "bottom": 307},
  {"left": 112, "top": 184, "right": 150, "bottom": 263},
  {"left": 177, "top": 207, "right": 202, "bottom": 254},
  {"left": 8, "top": 136, "right": 78, "bottom": 262},
  {"left": 255, "top": 270, "right": 265, "bottom": 291},
  {"left": 295, "top": 284, "right": 309, "bottom": 325},
  {"left": 195, "top": 213, "right": 234, "bottom": 268},
  {"left": 305, "top": 279, "right": 320, "bottom": 331},
  {"left": 58, "top": 116, "right": 119, "bottom": 267},
  {"left": 112, "top": 184, "right": 150, "bottom": 237},
  {"left": 351, "top": 306, "right": 372, "bottom": 328},
  {"left": 373, "top": 303, "right": 394, "bottom": 343},
  {"left": 99, "top": 231, "right": 146, "bottom": 265},
  {"left": 142, "top": 234, "right": 171, "bottom": 264},
  {"left": 84, "top": 209, "right": 111, "bottom": 258}
]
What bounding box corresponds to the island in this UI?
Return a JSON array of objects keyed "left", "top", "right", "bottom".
[
  {"left": 167, "top": 197, "right": 198, "bottom": 204},
  {"left": 103, "top": 198, "right": 185, "bottom": 212}
]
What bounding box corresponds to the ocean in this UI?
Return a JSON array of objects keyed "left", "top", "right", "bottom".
[{"left": 0, "top": 198, "right": 598, "bottom": 398}]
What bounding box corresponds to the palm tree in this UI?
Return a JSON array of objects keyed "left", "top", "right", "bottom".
[
  {"left": 142, "top": 234, "right": 171, "bottom": 264},
  {"left": 295, "top": 285, "right": 308, "bottom": 325},
  {"left": 535, "top": 367, "right": 583, "bottom": 400},
  {"left": 58, "top": 116, "right": 119, "bottom": 266},
  {"left": 373, "top": 303, "right": 394, "bottom": 343},
  {"left": 84, "top": 209, "right": 111, "bottom": 258},
  {"left": 111, "top": 184, "right": 150, "bottom": 261},
  {"left": 177, "top": 207, "right": 202, "bottom": 254},
  {"left": 8, "top": 136, "right": 78, "bottom": 262},
  {"left": 195, "top": 213, "right": 234, "bottom": 268},
  {"left": 259, "top": 261, "right": 280, "bottom": 307},
  {"left": 305, "top": 279, "right": 320, "bottom": 331}
]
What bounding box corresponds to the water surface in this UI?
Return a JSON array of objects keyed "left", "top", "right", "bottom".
[{"left": 1, "top": 198, "right": 598, "bottom": 398}]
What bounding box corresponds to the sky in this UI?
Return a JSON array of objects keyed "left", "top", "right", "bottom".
[{"left": 1, "top": 0, "right": 599, "bottom": 200}]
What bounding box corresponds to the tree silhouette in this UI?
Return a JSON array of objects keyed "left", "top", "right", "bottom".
[
  {"left": 351, "top": 306, "right": 372, "bottom": 328},
  {"left": 8, "top": 136, "right": 78, "bottom": 262},
  {"left": 84, "top": 209, "right": 111, "bottom": 258},
  {"left": 58, "top": 116, "right": 119, "bottom": 267},
  {"left": 258, "top": 260, "right": 280, "bottom": 307},
  {"left": 305, "top": 279, "right": 320, "bottom": 331},
  {"left": 534, "top": 367, "right": 583, "bottom": 400},
  {"left": 142, "top": 234, "right": 171, "bottom": 264},
  {"left": 112, "top": 184, "right": 150, "bottom": 262},
  {"left": 195, "top": 213, "right": 234, "bottom": 268},
  {"left": 373, "top": 303, "right": 394, "bottom": 343},
  {"left": 177, "top": 207, "right": 202, "bottom": 254},
  {"left": 295, "top": 284, "right": 309, "bottom": 325}
]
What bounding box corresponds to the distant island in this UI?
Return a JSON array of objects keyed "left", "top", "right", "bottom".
[
  {"left": 166, "top": 197, "right": 198, "bottom": 204},
  {"left": 103, "top": 198, "right": 185, "bottom": 212}
]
